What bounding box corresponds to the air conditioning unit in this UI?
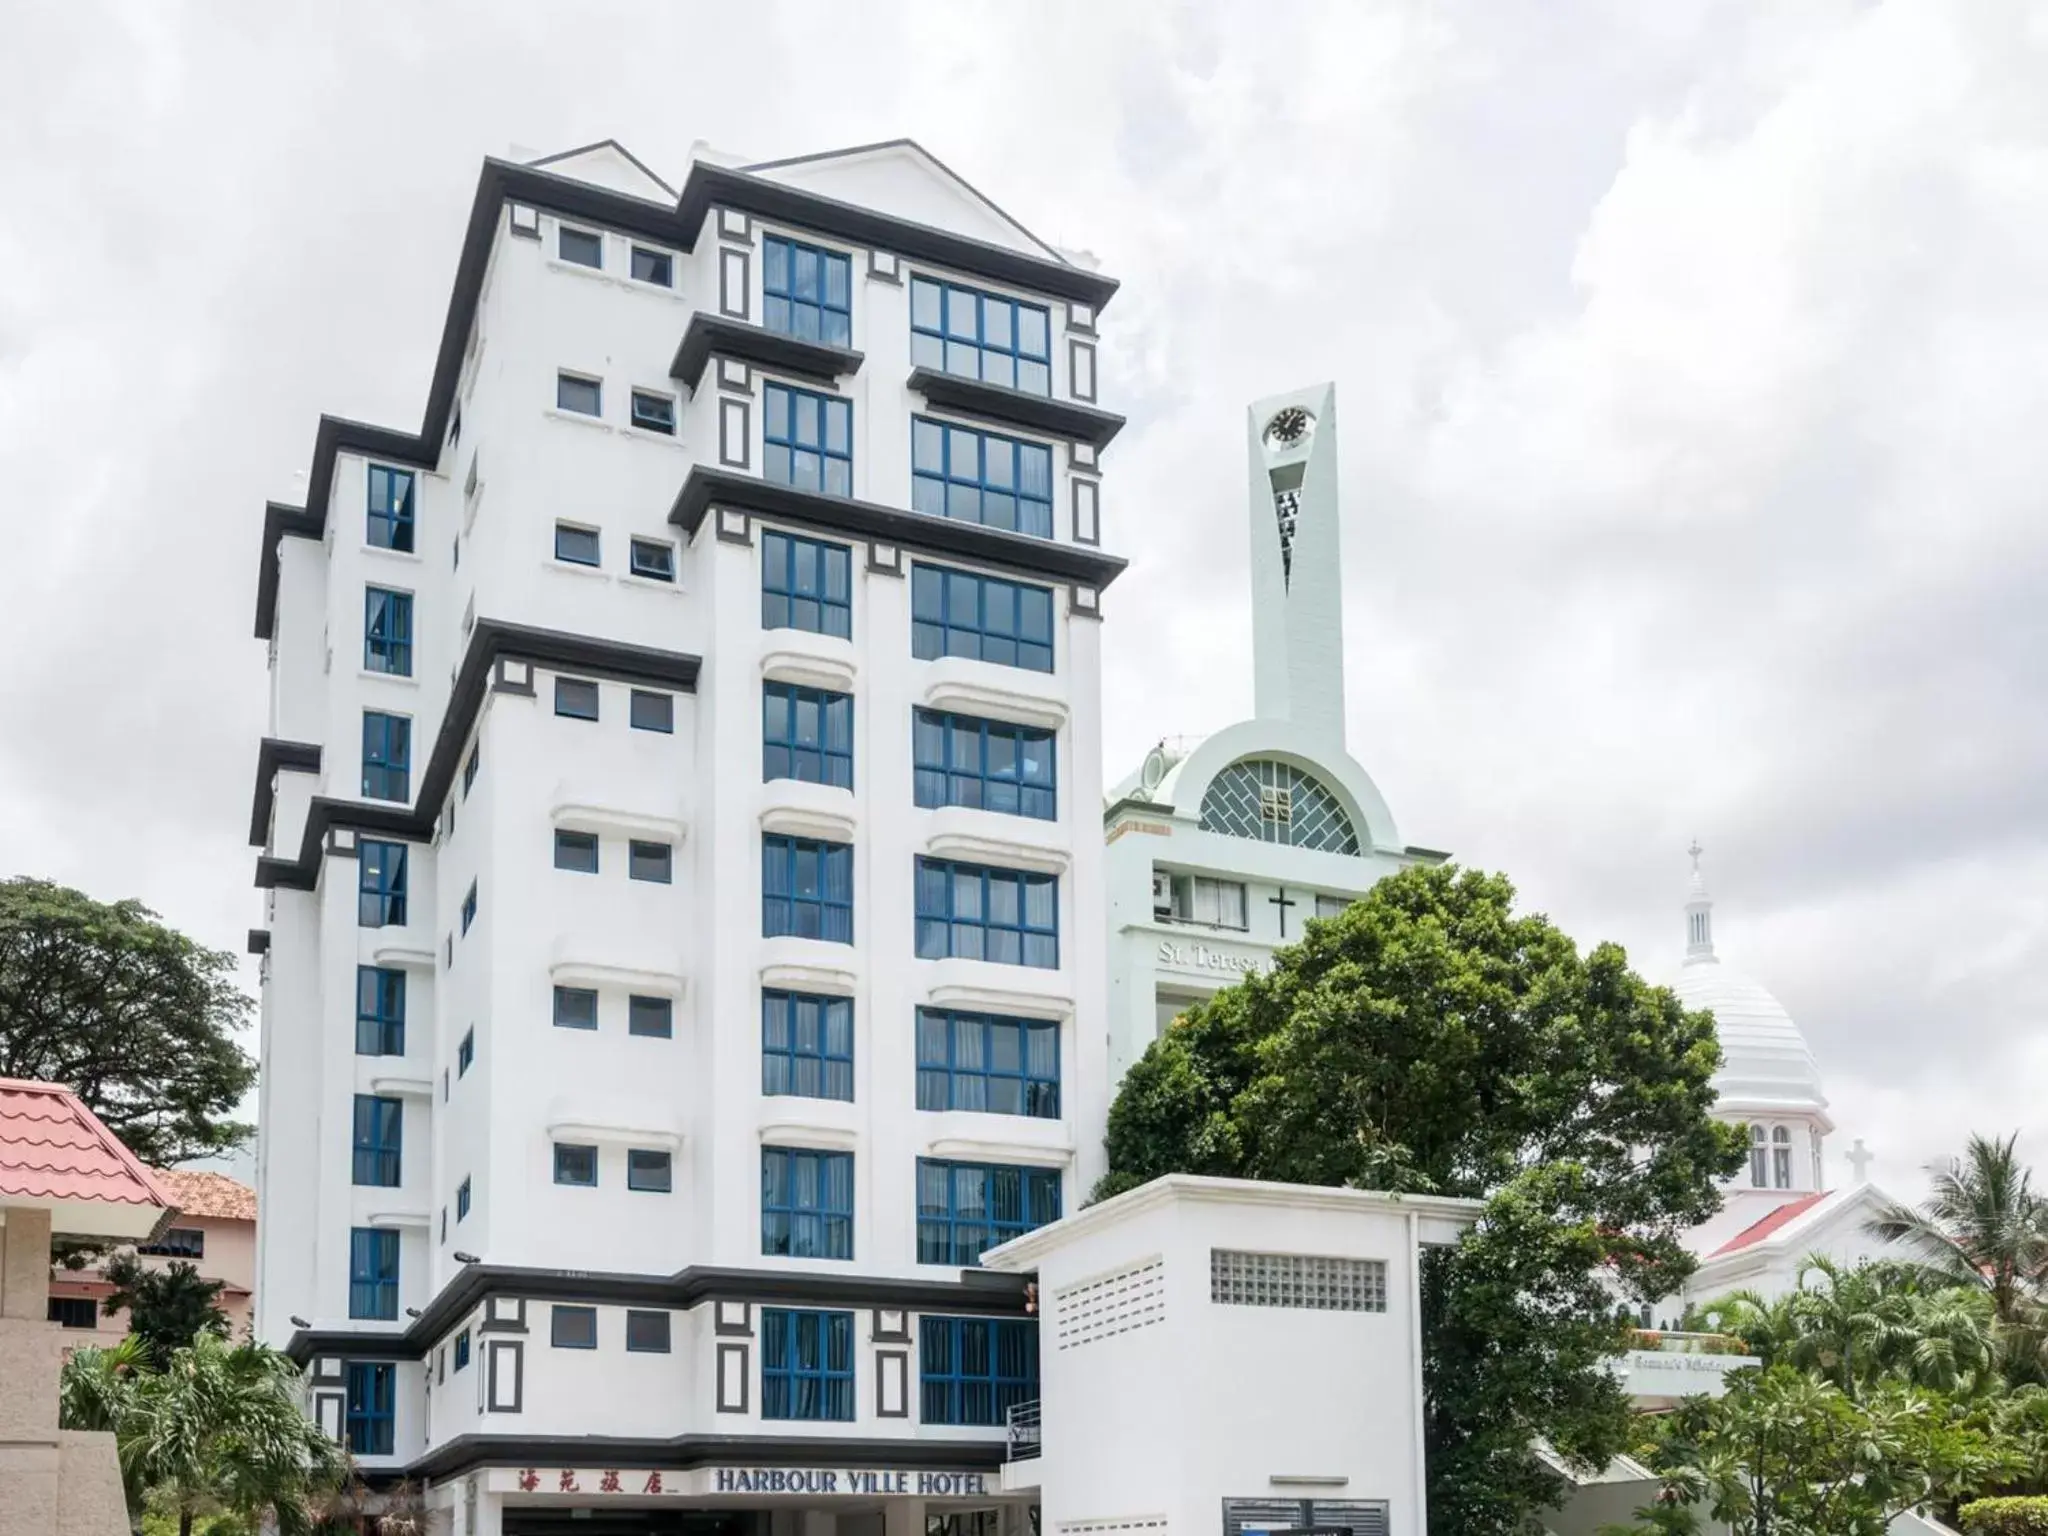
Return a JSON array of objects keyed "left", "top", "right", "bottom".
[{"left": 1152, "top": 870, "right": 1174, "bottom": 919}]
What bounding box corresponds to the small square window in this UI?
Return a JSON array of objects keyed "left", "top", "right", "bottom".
[
  {"left": 631, "top": 247, "right": 672, "bottom": 286},
  {"left": 557, "top": 373, "right": 602, "bottom": 417},
  {"left": 454, "top": 1330, "right": 471, "bottom": 1370},
  {"left": 629, "top": 840, "right": 673, "bottom": 884},
  {"left": 559, "top": 227, "right": 602, "bottom": 268},
  {"left": 555, "top": 678, "right": 600, "bottom": 720},
  {"left": 553, "top": 986, "right": 598, "bottom": 1031},
  {"left": 554, "top": 830, "right": 599, "bottom": 873},
  {"left": 630, "top": 690, "right": 673, "bottom": 733},
  {"left": 551, "top": 1302, "right": 598, "bottom": 1346},
  {"left": 630, "top": 538, "right": 676, "bottom": 581},
  {"left": 553, "top": 1145, "right": 598, "bottom": 1188},
  {"left": 554, "top": 523, "right": 601, "bottom": 566},
  {"left": 630, "top": 391, "right": 676, "bottom": 435},
  {"left": 625, "top": 1309, "right": 672, "bottom": 1352},
  {"left": 628, "top": 995, "right": 673, "bottom": 1038},
  {"left": 627, "top": 1149, "right": 672, "bottom": 1193}
]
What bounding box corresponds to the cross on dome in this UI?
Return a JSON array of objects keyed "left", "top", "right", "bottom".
[{"left": 1684, "top": 840, "right": 1715, "bottom": 962}]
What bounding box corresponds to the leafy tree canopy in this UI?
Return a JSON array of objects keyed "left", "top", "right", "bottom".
[
  {"left": 106, "top": 1253, "right": 232, "bottom": 1369},
  {"left": 1098, "top": 863, "right": 1746, "bottom": 1535},
  {"left": 0, "top": 877, "right": 254, "bottom": 1165}
]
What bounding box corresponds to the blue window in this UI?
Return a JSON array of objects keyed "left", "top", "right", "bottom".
[
  {"left": 913, "top": 709, "right": 1055, "bottom": 820},
  {"left": 763, "top": 683, "right": 853, "bottom": 790},
  {"left": 460, "top": 881, "right": 477, "bottom": 934},
  {"left": 557, "top": 372, "right": 602, "bottom": 416},
  {"left": 628, "top": 840, "right": 672, "bottom": 883},
  {"left": 910, "top": 277, "right": 1052, "bottom": 396},
  {"left": 631, "top": 690, "right": 674, "bottom": 732},
  {"left": 453, "top": 1330, "right": 471, "bottom": 1370},
  {"left": 553, "top": 986, "right": 597, "bottom": 1030},
  {"left": 347, "top": 1228, "right": 400, "bottom": 1320},
  {"left": 762, "top": 991, "right": 853, "bottom": 1101},
  {"left": 457, "top": 1027, "right": 474, "bottom": 1076},
  {"left": 344, "top": 1360, "right": 395, "bottom": 1454},
  {"left": 761, "top": 1147, "right": 853, "bottom": 1260},
  {"left": 354, "top": 967, "right": 405, "bottom": 1056},
  {"left": 631, "top": 246, "right": 672, "bottom": 286},
  {"left": 916, "top": 1159, "right": 1061, "bottom": 1266},
  {"left": 764, "top": 384, "right": 853, "bottom": 498},
  {"left": 552, "top": 1305, "right": 598, "bottom": 1348},
  {"left": 358, "top": 840, "right": 407, "bottom": 928},
  {"left": 555, "top": 522, "right": 601, "bottom": 566},
  {"left": 361, "top": 712, "right": 411, "bottom": 802},
  {"left": 916, "top": 1009, "right": 1060, "bottom": 1118},
  {"left": 921, "top": 1317, "right": 1040, "bottom": 1425},
  {"left": 367, "top": 465, "right": 415, "bottom": 552},
  {"left": 762, "top": 835, "right": 853, "bottom": 944},
  {"left": 911, "top": 564, "right": 1054, "bottom": 673},
  {"left": 463, "top": 744, "right": 480, "bottom": 797},
  {"left": 556, "top": 677, "right": 600, "bottom": 719},
  {"left": 628, "top": 1149, "right": 672, "bottom": 1193},
  {"left": 629, "top": 995, "right": 673, "bottom": 1038},
  {"left": 559, "top": 226, "right": 602, "bottom": 268},
  {"left": 915, "top": 858, "right": 1058, "bottom": 969},
  {"left": 763, "top": 236, "right": 853, "bottom": 348},
  {"left": 554, "top": 1143, "right": 598, "bottom": 1186},
  {"left": 363, "top": 587, "right": 413, "bottom": 675},
  {"left": 456, "top": 1176, "right": 471, "bottom": 1220},
  {"left": 761, "top": 1308, "right": 854, "bottom": 1421},
  {"left": 762, "top": 531, "right": 852, "bottom": 639},
  {"left": 911, "top": 419, "right": 1055, "bottom": 539},
  {"left": 626, "top": 1310, "right": 672, "bottom": 1353},
  {"left": 350, "top": 1095, "right": 403, "bottom": 1187}
]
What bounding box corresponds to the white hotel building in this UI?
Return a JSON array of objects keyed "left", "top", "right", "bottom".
[{"left": 247, "top": 138, "right": 1126, "bottom": 1533}]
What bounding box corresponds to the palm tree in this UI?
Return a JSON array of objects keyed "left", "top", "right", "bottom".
[
  {"left": 60, "top": 1333, "right": 349, "bottom": 1536},
  {"left": 1869, "top": 1131, "right": 2048, "bottom": 1380}
]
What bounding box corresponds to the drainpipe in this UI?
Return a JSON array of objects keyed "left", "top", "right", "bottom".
[{"left": 1407, "top": 1209, "right": 1428, "bottom": 1536}]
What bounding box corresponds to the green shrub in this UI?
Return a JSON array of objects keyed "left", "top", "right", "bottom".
[{"left": 1961, "top": 1497, "right": 2048, "bottom": 1535}]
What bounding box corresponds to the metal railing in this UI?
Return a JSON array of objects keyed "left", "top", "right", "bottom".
[{"left": 1005, "top": 1399, "right": 1042, "bottom": 1461}]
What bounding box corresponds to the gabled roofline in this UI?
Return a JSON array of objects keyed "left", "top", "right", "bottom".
[{"left": 526, "top": 138, "right": 679, "bottom": 200}]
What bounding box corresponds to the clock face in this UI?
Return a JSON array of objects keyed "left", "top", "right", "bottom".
[{"left": 1263, "top": 406, "right": 1314, "bottom": 449}]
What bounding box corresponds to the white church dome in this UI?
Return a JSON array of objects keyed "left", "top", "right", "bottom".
[{"left": 1670, "top": 847, "right": 1829, "bottom": 1117}]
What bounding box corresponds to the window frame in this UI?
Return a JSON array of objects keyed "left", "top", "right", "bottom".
[
  {"left": 625, "top": 1309, "right": 672, "bottom": 1353},
  {"left": 760, "top": 530, "right": 853, "bottom": 639},
  {"left": 366, "top": 465, "right": 416, "bottom": 553},
  {"left": 361, "top": 711, "right": 411, "bottom": 802},
  {"left": 763, "top": 681, "right": 854, "bottom": 790},
  {"left": 354, "top": 966, "right": 406, "bottom": 1056},
  {"left": 630, "top": 690, "right": 674, "bottom": 732},
  {"left": 363, "top": 586, "right": 414, "bottom": 676},
  {"left": 762, "top": 382, "right": 853, "bottom": 498},
  {"left": 911, "top": 417, "right": 1056, "bottom": 539},
  {"left": 551, "top": 1304, "right": 598, "bottom": 1349},
  {"left": 358, "top": 840, "right": 407, "bottom": 928},
  {"left": 910, "top": 563, "right": 1055, "bottom": 673},
  {"left": 762, "top": 834, "right": 854, "bottom": 944},
  {"left": 629, "top": 389, "right": 677, "bottom": 435},
  {"left": 628, "top": 995, "right": 674, "bottom": 1039},
  {"left": 456, "top": 1176, "right": 471, "bottom": 1221},
  {"left": 628, "top": 839, "right": 674, "bottom": 884},
  {"left": 457, "top": 1027, "right": 475, "bottom": 1076},
  {"left": 558, "top": 225, "right": 604, "bottom": 269},
  {"left": 909, "top": 275, "right": 1053, "bottom": 396},
  {"left": 627, "top": 1148, "right": 673, "bottom": 1193},
  {"left": 347, "top": 1228, "right": 400, "bottom": 1320},
  {"left": 453, "top": 1330, "right": 471, "bottom": 1371},
  {"left": 135, "top": 1227, "right": 205, "bottom": 1259},
  {"left": 628, "top": 537, "right": 677, "bottom": 581},
  {"left": 761, "top": 990, "right": 854, "bottom": 1102},
  {"left": 915, "top": 1158, "right": 1062, "bottom": 1267},
  {"left": 344, "top": 1360, "right": 396, "bottom": 1454},
  {"left": 553, "top": 986, "right": 598, "bottom": 1032},
  {"left": 920, "top": 1315, "right": 1040, "bottom": 1426},
  {"left": 914, "top": 857, "right": 1059, "bottom": 969},
  {"left": 912, "top": 709, "right": 1055, "bottom": 821},
  {"left": 554, "top": 521, "right": 602, "bottom": 567},
  {"left": 556, "top": 371, "right": 603, "bottom": 417},
  {"left": 554, "top": 829, "right": 600, "bottom": 873},
  {"left": 916, "top": 1008, "right": 1059, "bottom": 1119},
  {"left": 760, "top": 1307, "right": 855, "bottom": 1422},
  {"left": 760, "top": 1146, "right": 853, "bottom": 1260},
  {"left": 630, "top": 246, "right": 673, "bottom": 287},
  {"left": 762, "top": 235, "right": 854, "bottom": 348},
  {"left": 553, "top": 1143, "right": 599, "bottom": 1187},
  {"left": 555, "top": 677, "right": 600, "bottom": 720},
  {"left": 350, "top": 1094, "right": 404, "bottom": 1188}
]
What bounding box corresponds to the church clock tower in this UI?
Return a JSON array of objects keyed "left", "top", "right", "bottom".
[{"left": 1247, "top": 383, "right": 1347, "bottom": 747}]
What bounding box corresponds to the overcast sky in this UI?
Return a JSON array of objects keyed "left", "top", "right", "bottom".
[{"left": 4, "top": 0, "right": 2043, "bottom": 1198}]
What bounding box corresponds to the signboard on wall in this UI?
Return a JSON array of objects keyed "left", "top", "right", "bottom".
[{"left": 485, "top": 1467, "right": 999, "bottom": 1500}]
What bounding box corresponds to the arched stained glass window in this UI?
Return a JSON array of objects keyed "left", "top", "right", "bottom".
[{"left": 1198, "top": 759, "right": 1360, "bottom": 854}]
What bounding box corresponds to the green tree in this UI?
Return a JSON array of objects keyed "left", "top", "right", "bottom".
[
  {"left": 1620, "top": 1366, "right": 2015, "bottom": 1535},
  {"left": 1099, "top": 863, "right": 1746, "bottom": 1535},
  {"left": 0, "top": 878, "right": 254, "bottom": 1165},
  {"left": 1870, "top": 1133, "right": 2048, "bottom": 1382},
  {"left": 104, "top": 1253, "right": 232, "bottom": 1368},
  {"left": 59, "top": 1333, "right": 349, "bottom": 1536}
]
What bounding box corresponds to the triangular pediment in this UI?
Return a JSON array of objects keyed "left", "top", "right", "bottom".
[
  {"left": 743, "top": 139, "right": 1063, "bottom": 261},
  {"left": 525, "top": 140, "right": 676, "bottom": 205}
]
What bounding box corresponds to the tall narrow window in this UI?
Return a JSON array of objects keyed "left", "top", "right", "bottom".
[
  {"left": 347, "top": 1228, "right": 400, "bottom": 1320},
  {"left": 763, "top": 683, "right": 853, "bottom": 789},
  {"left": 911, "top": 418, "right": 1055, "bottom": 539},
  {"left": 760, "top": 1308, "right": 854, "bottom": 1421},
  {"left": 761, "top": 1147, "right": 853, "bottom": 1260},
  {"left": 344, "top": 1361, "right": 396, "bottom": 1453},
  {"left": 910, "top": 564, "right": 1054, "bottom": 673},
  {"left": 358, "top": 841, "right": 407, "bottom": 928},
  {"left": 912, "top": 709, "right": 1055, "bottom": 820},
  {"left": 350, "top": 1095, "right": 403, "bottom": 1187},
  {"left": 916, "top": 1009, "right": 1059, "bottom": 1118},
  {"left": 909, "top": 277, "right": 1052, "bottom": 395},
  {"left": 920, "top": 1317, "right": 1039, "bottom": 1425},
  {"left": 915, "top": 1159, "right": 1061, "bottom": 1266},
  {"left": 763, "top": 384, "right": 853, "bottom": 498},
  {"left": 1772, "top": 1125, "right": 1793, "bottom": 1190},
  {"left": 763, "top": 237, "right": 853, "bottom": 347},
  {"left": 761, "top": 991, "right": 854, "bottom": 1101},
  {"left": 915, "top": 858, "right": 1058, "bottom": 968},
  {"left": 762, "top": 835, "right": 853, "bottom": 943},
  {"left": 761, "top": 531, "right": 852, "bottom": 639},
  {"left": 363, "top": 587, "right": 413, "bottom": 676},
  {"left": 354, "top": 967, "right": 406, "bottom": 1056},
  {"left": 366, "top": 466, "right": 415, "bottom": 552},
  {"left": 1749, "top": 1124, "right": 1768, "bottom": 1189},
  {"left": 361, "top": 712, "right": 411, "bottom": 802}
]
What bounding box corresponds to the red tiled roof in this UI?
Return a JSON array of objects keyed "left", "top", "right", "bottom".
[
  {"left": 1712, "top": 1190, "right": 1831, "bottom": 1256},
  {"left": 0, "top": 1077, "right": 174, "bottom": 1211},
  {"left": 151, "top": 1168, "right": 256, "bottom": 1223}
]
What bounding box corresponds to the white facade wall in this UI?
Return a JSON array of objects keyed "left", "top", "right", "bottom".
[{"left": 250, "top": 142, "right": 1120, "bottom": 1492}]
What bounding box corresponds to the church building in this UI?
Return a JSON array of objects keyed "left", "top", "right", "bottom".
[{"left": 1103, "top": 385, "right": 1446, "bottom": 1079}]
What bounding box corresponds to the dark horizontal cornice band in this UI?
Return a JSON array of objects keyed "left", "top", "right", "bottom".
[
  {"left": 284, "top": 1261, "right": 1030, "bottom": 1365},
  {"left": 400, "top": 1430, "right": 1005, "bottom": 1487},
  {"left": 253, "top": 620, "right": 702, "bottom": 889},
  {"left": 670, "top": 467, "right": 1127, "bottom": 589},
  {"left": 670, "top": 314, "right": 863, "bottom": 391},
  {"left": 248, "top": 738, "right": 323, "bottom": 847},
  {"left": 909, "top": 368, "right": 1125, "bottom": 451}
]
